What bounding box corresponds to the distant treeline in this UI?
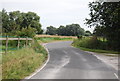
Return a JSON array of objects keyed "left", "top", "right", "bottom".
[{"left": 46, "top": 24, "right": 92, "bottom": 36}]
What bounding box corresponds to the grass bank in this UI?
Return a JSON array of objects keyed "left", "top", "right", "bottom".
[
  {"left": 72, "top": 37, "right": 119, "bottom": 54},
  {"left": 2, "top": 40, "right": 47, "bottom": 79}
]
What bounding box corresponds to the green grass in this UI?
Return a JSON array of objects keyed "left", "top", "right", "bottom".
[
  {"left": 2, "top": 40, "right": 47, "bottom": 79},
  {"left": 76, "top": 46, "right": 119, "bottom": 54},
  {"left": 36, "top": 37, "right": 73, "bottom": 43}
]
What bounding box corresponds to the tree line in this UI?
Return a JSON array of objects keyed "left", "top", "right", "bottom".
[
  {"left": 1, "top": 9, "right": 92, "bottom": 38},
  {"left": 46, "top": 24, "right": 92, "bottom": 36},
  {"left": 85, "top": 2, "right": 120, "bottom": 51},
  {"left": 1, "top": 9, "right": 43, "bottom": 37}
]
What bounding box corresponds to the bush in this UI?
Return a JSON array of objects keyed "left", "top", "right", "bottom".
[
  {"left": 72, "top": 36, "right": 107, "bottom": 50},
  {"left": 77, "top": 35, "right": 83, "bottom": 39}
]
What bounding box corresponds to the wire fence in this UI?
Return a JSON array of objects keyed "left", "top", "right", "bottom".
[{"left": 0, "top": 36, "right": 33, "bottom": 54}]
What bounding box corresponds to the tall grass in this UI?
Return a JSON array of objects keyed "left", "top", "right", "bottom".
[
  {"left": 72, "top": 36, "right": 119, "bottom": 54},
  {"left": 2, "top": 40, "right": 47, "bottom": 79}
]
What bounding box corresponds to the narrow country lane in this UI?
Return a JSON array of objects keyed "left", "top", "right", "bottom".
[{"left": 30, "top": 41, "right": 118, "bottom": 79}]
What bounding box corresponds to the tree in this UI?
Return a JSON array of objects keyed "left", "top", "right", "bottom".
[
  {"left": 46, "top": 26, "right": 57, "bottom": 35},
  {"left": 2, "top": 9, "right": 10, "bottom": 33},
  {"left": 21, "top": 12, "right": 43, "bottom": 34},
  {"left": 85, "top": 30, "right": 92, "bottom": 36},
  {"left": 57, "top": 25, "right": 66, "bottom": 35},
  {"left": 16, "top": 26, "right": 36, "bottom": 38},
  {"left": 2, "top": 9, "right": 43, "bottom": 37},
  {"left": 30, "top": 20, "right": 43, "bottom": 34},
  {"left": 85, "top": 2, "right": 120, "bottom": 51},
  {"left": 0, "top": 11, "right": 2, "bottom": 34},
  {"left": 9, "top": 11, "right": 22, "bottom": 31},
  {"left": 65, "top": 24, "right": 85, "bottom": 36},
  {"left": 50, "top": 24, "right": 85, "bottom": 36}
]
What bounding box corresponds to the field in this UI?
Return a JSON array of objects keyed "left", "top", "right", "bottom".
[
  {"left": 36, "top": 35, "right": 77, "bottom": 38},
  {"left": 35, "top": 35, "right": 76, "bottom": 43}
]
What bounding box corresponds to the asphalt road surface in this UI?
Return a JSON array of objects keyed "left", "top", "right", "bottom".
[{"left": 30, "top": 41, "right": 118, "bottom": 79}]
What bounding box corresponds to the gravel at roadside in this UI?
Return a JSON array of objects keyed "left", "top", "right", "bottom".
[{"left": 85, "top": 51, "right": 118, "bottom": 71}]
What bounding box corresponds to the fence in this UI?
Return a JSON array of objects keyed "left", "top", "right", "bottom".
[{"left": 0, "top": 36, "right": 33, "bottom": 54}]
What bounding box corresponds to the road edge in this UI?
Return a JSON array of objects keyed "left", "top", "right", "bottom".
[
  {"left": 71, "top": 45, "right": 118, "bottom": 70},
  {"left": 71, "top": 45, "right": 119, "bottom": 79},
  {"left": 24, "top": 43, "right": 50, "bottom": 79}
]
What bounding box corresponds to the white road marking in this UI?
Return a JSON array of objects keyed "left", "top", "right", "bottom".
[
  {"left": 63, "top": 50, "right": 68, "bottom": 54},
  {"left": 71, "top": 50, "right": 87, "bottom": 62},
  {"left": 41, "top": 53, "right": 70, "bottom": 79},
  {"left": 114, "top": 73, "right": 118, "bottom": 79}
]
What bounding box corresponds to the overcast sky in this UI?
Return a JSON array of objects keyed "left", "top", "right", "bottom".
[{"left": 1, "top": 0, "right": 96, "bottom": 32}]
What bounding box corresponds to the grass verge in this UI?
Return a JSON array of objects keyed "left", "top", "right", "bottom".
[
  {"left": 2, "top": 39, "right": 47, "bottom": 79},
  {"left": 75, "top": 46, "right": 119, "bottom": 54}
]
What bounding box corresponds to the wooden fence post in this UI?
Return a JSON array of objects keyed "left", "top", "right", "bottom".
[
  {"left": 18, "top": 37, "right": 20, "bottom": 49},
  {"left": 32, "top": 39, "right": 34, "bottom": 44},
  {"left": 5, "top": 36, "right": 8, "bottom": 54}
]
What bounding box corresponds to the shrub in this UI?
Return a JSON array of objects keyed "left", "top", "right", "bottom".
[
  {"left": 77, "top": 35, "right": 83, "bottom": 39},
  {"left": 72, "top": 36, "right": 107, "bottom": 50}
]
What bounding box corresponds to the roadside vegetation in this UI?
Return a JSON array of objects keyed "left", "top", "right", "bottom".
[
  {"left": 2, "top": 39, "right": 47, "bottom": 79},
  {"left": 72, "top": 36, "right": 119, "bottom": 54},
  {"left": 85, "top": 2, "right": 120, "bottom": 52},
  {"left": 1, "top": 9, "right": 49, "bottom": 79},
  {"left": 73, "top": 2, "right": 120, "bottom": 54}
]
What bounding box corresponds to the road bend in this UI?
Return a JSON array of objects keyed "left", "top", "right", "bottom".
[{"left": 30, "top": 41, "right": 118, "bottom": 79}]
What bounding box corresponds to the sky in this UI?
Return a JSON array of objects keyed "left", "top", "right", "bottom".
[{"left": 1, "top": 0, "right": 96, "bottom": 32}]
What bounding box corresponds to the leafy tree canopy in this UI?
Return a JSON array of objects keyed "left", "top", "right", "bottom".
[
  {"left": 1, "top": 9, "right": 43, "bottom": 37},
  {"left": 85, "top": 2, "right": 120, "bottom": 51},
  {"left": 46, "top": 26, "right": 57, "bottom": 35},
  {"left": 46, "top": 24, "right": 85, "bottom": 36}
]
